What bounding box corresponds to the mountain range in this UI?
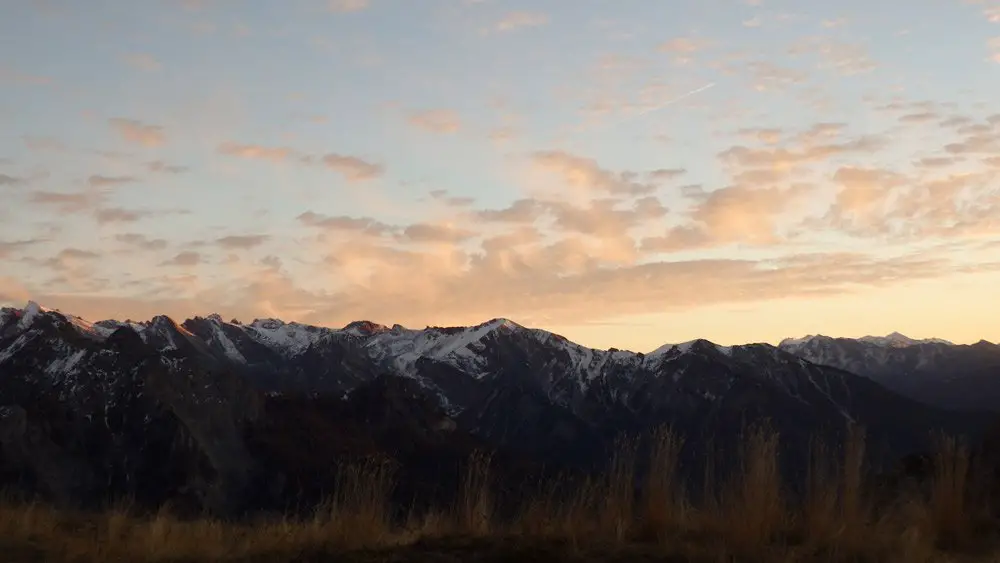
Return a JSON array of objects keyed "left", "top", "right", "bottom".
[
  {"left": 0, "top": 301, "right": 996, "bottom": 515},
  {"left": 779, "top": 332, "right": 1000, "bottom": 411}
]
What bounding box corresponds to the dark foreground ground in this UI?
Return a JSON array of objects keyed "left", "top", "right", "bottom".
[
  {"left": 7, "top": 535, "right": 1000, "bottom": 563},
  {"left": 5, "top": 426, "right": 1000, "bottom": 562}
]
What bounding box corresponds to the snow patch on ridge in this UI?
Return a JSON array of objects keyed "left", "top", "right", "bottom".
[
  {"left": 206, "top": 317, "right": 246, "bottom": 363},
  {"left": 246, "top": 318, "right": 325, "bottom": 356}
]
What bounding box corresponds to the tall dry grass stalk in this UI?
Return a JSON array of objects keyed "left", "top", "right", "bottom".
[
  {"left": 598, "top": 435, "right": 637, "bottom": 542},
  {"left": 639, "top": 426, "right": 686, "bottom": 541},
  {"left": 714, "top": 422, "right": 786, "bottom": 552},
  {"left": 927, "top": 432, "right": 971, "bottom": 548},
  {"left": 454, "top": 449, "right": 493, "bottom": 535},
  {"left": 840, "top": 424, "right": 868, "bottom": 529},
  {"left": 514, "top": 475, "right": 592, "bottom": 541},
  {"left": 801, "top": 425, "right": 872, "bottom": 556},
  {"left": 315, "top": 455, "right": 397, "bottom": 549},
  {"left": 803, "top": 438, "right": 840, "bottom": 545}
]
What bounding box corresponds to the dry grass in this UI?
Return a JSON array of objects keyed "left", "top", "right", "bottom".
[
  {"left": 1, "top": 424, "right": 998, "bottom": 562},
  {"left": 708, "top": 423, "right": 788, "bottom": 554},
  {"left": 453, "top": 449, "right": 494, "bottom": 536}
]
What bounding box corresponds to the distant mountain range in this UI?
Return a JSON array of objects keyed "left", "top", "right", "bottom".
[
  {"left": 0, "top": 301, "right": 996, "bottom": 514},
  {"left": 779, "top": 333, "right": 1000, "bottom": 411}
]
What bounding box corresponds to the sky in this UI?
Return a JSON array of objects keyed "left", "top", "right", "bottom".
[{"left": 2, "top": 0, "right": 1000, "bottom": 352}]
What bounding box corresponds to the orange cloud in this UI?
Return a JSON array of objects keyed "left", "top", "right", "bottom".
[
  {"left": 658, "top": 37, "right": 709, "bottom": 53},
  {"left": 217, "top": 141, "right": 293, "bottom": 162},
  {"left": 408, "top": 109, "right": 462, "bottom": 134},
  {"left": 108, "top": 118, "right": 166, "bottom": 147},
  {"left": 320, "top": 153, "right": 383, "bottom": 182},
  {"left": 530, "top": 151, "right": 664, "bottom": 197},
  {"left": 29, "top": 191, "right": 100, "bottom": 212},
  {"left": 216, "top": 141, "right": 383, "bottom": 181}
]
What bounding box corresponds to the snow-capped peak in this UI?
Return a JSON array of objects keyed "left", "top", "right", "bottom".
[
  {"left": 857, "top": 332, "right": 953, "bottom": 348},
  {"left": 250, "top": 318, "right": 285, "bottom": 330},
  {"left": 649, "top": 338, "right": 733, "bottom": 357},
  {"left": 341, "top": 320, "right": 390, "bottom": 337},
  {"left": 777, "top": 334, "right": 824, "bottom": 348},
  {"left": 18, "top": 300, "right": 48, "bottom": 329},
  {"left": 481, "top": 317, "right": 522, "bottom": 331},
  {"left": 8, "top": 300, "right": 114, "bottom": 340},
  {"left": 245, "top": 318, "right": 327, "bottom": 355},
  {"left": 781, "top": 332, "right": 953, "bottom": 349}
]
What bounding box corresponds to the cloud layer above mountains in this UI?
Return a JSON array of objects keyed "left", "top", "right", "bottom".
[{"left": 2, "top": 0, "right": 1000, "bottom": 348}]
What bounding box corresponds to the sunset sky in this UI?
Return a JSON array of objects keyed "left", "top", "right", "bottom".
[{"left": 2, "top": 0, "right": 1000, "bottom": 351}]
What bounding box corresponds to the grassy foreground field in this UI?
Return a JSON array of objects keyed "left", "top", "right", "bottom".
[{"left": 2, "top": 427, "right": 999, "bottom": 563}]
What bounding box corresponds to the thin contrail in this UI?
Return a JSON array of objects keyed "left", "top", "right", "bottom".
[
  {"left": 631, "top": 81, "right": 716, "bottom": 118},
  {"left": 568, "top": 81, "right": 717, "bottom": 137}
]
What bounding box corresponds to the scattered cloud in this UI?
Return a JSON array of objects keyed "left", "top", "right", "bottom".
[
  {"left": 494, "top": 11, "right": 548, "bottom": 32},
  {"left": 120, "top": 53, "right": 162, "bottom": 71},
  {"left": 399, "top": 223, "right": 475, "bottom": 244},
  {"left": 428, "top": 189, "right": 475, "bottom": 208},
  {"left": 115, "top": 233, "right": 168, "bottom": 251},
  {"left": 328, "top": 0, "right": 370, "bottom": 13},
  {"left": 29, "top": 191, "right": 98, "bottom": 211},
  {"left": 0, "top": 174, "right": 24, "bottom": 186},
  {"left": 0, "top": 239, "right": 45, "bottom": 259},
  {"left": 318, "top": 153, "right": 384, "bottom": 182},
  {"left": 217, "top": 142, "right": 382, "bottom": 181},
  {"left": 0, "top": 66, "right": 52, "bottom": 86},
  {"left": 217, "top": 234, "right": 269, "bottom": 249},
  {"left": 94, "top": 208, "right": 153, "bottom": 224},
  {"left": 55, "top": 248, "right": 100, "bottom": 261},
  {"left": 408, "top": 109, "right": 462, "bottom": 134},
  {"left": 8, "top": 2, "right": 1000, "bottom": 341},
  {"left": 297, "top": 211, "right": 393, "bottom": 236},
  {"left": 162, "top": 251, "right": 202, "bottom": 267},
  {"left": 788, "top": 37, "right": 877, "bottom": 75},
  {"left": 87, "top": 175, "right": 137, "bottom": 188},
  {"left": 146, "top": 160, "right": 188, "bottom": 174},
  {"left": 217, "top": 141, "right": 293, "bottom": 162},
  {"left": 658, "top": 37, "right": 709, "bottom": 53},
  {"left": 476, "top": 198, "right": 545, "bottom": 224},
  {"left": 530, "top": 151, "right": 663, "bottom": 197},
  {"left": 22, "top": 136, "right": 66, "bottom": 151},
  {"left": 488, "top": 127, "right": 516, "bottom": 143},
  {"left": 108, "top": 118, "right": 166, "bottom": 147}
]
